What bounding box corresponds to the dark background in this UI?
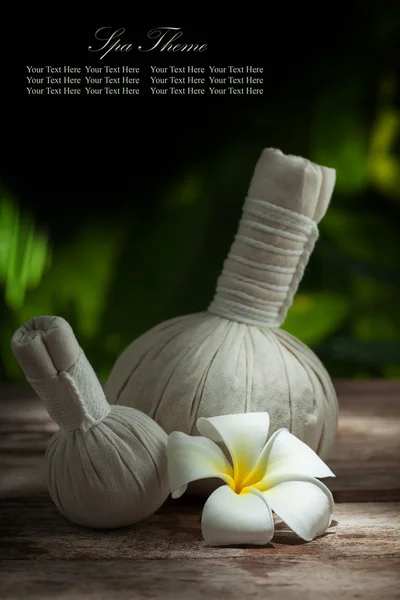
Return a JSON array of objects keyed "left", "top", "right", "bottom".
[{"left": 1, "top": 12, "right": 400, "bottom": 382}]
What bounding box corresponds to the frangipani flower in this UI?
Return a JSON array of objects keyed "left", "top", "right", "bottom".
[{"left": 167, "top": 412, "right": 335, "bottom": 546}]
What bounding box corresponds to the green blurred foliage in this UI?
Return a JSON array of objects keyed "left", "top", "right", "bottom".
[
  {"left": 0, "top": 208, "right": 127, "bottom": 382},
  {"left": 0, "top": 195, "right": 51, "bottom": 311},
  {"left": 281, "top": 293, "right": 351, "bottom": 347},
  {"left": 311, "top": 81, "right": 371, "bottom": 194},
  {"left": 368, "top": 77, "right": 400, "bottom": 201}
]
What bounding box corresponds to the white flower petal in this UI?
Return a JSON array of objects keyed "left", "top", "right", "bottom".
[
  {"left": 201, "top": 485, "right": 274, "bottom": 546},
  {"left": 242, "top": 428, "right": 334, "bottom": 489},
  {"left": 197, "top": 412, "right": 270, "bottom": 486},
  {"left": 262, "top": 474, "right": 334, "bottom": 541},
  {"left": 167, "top": 432, "right": 234, "bottom": 499}
]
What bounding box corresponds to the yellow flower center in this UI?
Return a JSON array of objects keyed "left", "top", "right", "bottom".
[
  {"left": 229, "top": 459, "right": 269, "bottom": 495},
  {"left": 229, "top": 472, "right": 263, "bottom": 495}
]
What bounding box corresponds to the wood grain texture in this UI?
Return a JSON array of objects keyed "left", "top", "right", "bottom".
[
  {"left": 0, "top": 496, "right": 399, "bottom": 560},
  {"left": 0, "top": 381, "right": 399, "bottom": 599},
  {"left": 1, "top": 558, "right": 399, "bottom": 600},
  {"left": 328, "top": 380, "right": 400, "bottom": 501}
]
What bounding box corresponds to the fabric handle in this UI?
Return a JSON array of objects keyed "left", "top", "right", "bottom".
[{"left": 11, "top": 316, "right": 110, "bottom": 432}]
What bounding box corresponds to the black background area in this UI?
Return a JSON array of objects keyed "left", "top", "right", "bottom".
[{"left": 2, "top": 14, "right": 393, "bottom": 217}]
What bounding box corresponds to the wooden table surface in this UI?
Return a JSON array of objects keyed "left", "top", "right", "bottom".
[{"left": 0, "top": 381, "right": 399, "bottom": 599}]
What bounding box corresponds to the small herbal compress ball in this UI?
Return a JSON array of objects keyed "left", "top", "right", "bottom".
[{"left": 12, "top": 316, "right": 169, "bottom": 529}]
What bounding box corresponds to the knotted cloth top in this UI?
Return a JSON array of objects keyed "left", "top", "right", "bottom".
[{"left": 11, "top": 316, "right": 110, "bottom": 432}]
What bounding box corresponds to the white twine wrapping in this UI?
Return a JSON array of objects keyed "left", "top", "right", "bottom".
[{"left": 208, "top": 196, "right": 319, "bottom": 328}]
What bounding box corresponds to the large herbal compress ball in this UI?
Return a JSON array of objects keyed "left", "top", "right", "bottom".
[{"left": 105, "top": 149, "right": 338, "bottom": 461}]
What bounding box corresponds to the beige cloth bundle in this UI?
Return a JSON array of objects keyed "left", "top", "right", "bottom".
[
  {"left": 105, "top": 149, "right": 338, "bottom": 460},
  {"left": 11, "top": 316, "right": 169, "bottom": 529}
]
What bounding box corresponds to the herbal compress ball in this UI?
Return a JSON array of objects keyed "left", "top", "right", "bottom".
[
  {"left": 105, "top": 148, "right": 338, "bottom": 460},
  {"left": 11, "top": 316, "right": 169, "bottom": 529}
]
